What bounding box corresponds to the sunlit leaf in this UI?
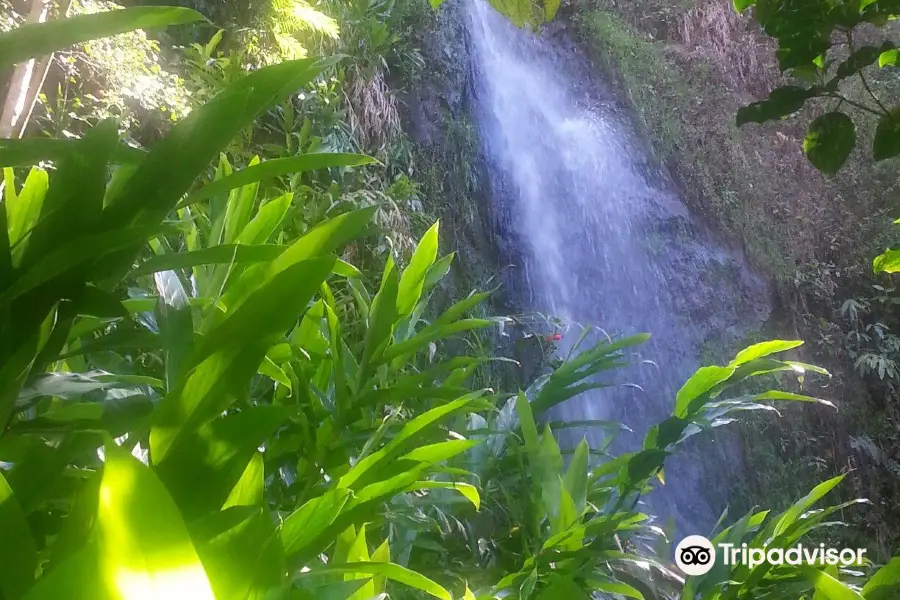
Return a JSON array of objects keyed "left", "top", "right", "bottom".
[
  {"left": 182, "top": 153, "right": 376, "bottom": 206},
  {"left": 301, "top": 562, "right": 451, "bottom": 600},
  {"left": 803, "top": 112, "right": 855, "bottom": 175},
  {"left": 862, "top": 557, "right": 900, "bottom": 600},
  {"left": 0, "top": 471, "right": 36, "bottom": 599},
  {"left": 0, "top": 6, "right": 206, "bottom": 67},
  {"left": 397, "top": 221, "right": 439, "bottom": 318},
  {"left": 97, "top": 441, "right": 215, "bottom": 600}
]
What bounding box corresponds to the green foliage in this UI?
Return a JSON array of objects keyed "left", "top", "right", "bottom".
[
  {"left": 0, "top": 5, "right": 206, "bottom": 66},
  {"left": 735, "top": 0, "right": 900, "bottom": 173},
  {"left": 1, "top": 6, "right": 898, "bottom": 600},
  {"left": 803, "top": 111, "right": 856, "bottom": 174}
]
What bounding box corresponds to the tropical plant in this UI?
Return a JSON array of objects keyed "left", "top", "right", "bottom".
[
  {"left": 733, "top": 0, "right": 900, "bottom": 175},
  {"left": 3, "top": 5, "right": 900, "bottom": 600}
]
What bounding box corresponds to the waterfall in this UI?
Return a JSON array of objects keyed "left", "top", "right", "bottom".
[{"left": 465, "top": 0, "right": 771, "bottom": 537}]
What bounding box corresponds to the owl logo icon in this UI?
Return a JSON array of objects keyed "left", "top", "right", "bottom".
[{"left": 675, "top": 535, "right": 716, "bottom": 576}]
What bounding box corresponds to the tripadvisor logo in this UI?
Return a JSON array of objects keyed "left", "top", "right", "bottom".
[{"left": 674, "top": 535, "right": 868, "bottom": 576}]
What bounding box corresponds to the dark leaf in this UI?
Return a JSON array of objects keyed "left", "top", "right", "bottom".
[
  {"left": 803, "top": 112, "right": 856, "bottom": 174},
  {"left": 835, "top": 43, "right": 895, "bottom": 80},
  {"left": 874, "top": 109, "right": 900, "bottom": 160},
  {"left": 182, "top": 153, "right": 377, "bottom": 207},
  {"left": 737, "top": 86, "right": 816, "bottom": 126},
  {"left": 0, "top": 138, "right": 145, "bottom": 167},
  {"left": 0, "top": 7, "right": 206, "bottom": 67},
  {"left": 0, "top": 472, "right": 36, "bottom": 599}
]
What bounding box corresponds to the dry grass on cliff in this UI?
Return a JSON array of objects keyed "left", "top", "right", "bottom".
[
  {"left": 676, "top": 0, "right": 778, "bottom": 96},
  {"left": 346, "top": 67, "right": 401, "bottom": 150}
]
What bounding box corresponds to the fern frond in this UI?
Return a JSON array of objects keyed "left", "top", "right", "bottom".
[{"left": 271, "top": 0, "right": 340, "bottom": 39}]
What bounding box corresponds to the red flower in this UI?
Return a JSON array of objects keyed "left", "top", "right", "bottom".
[{"left": 545, "top": 333, "right": 562, "bottom": 342}]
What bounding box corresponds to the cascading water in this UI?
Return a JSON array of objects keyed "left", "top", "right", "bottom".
[{"left": 465, "top": 0, "right": 771, "bottom": 537}]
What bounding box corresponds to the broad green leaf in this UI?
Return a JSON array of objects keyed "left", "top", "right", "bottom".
[
  {"left": 553, "top": 485, "right": 579, "bottom": 534},
  {"left": 880, "top": 48, "right": 899, "bottom": 67},
  {"left": 544, "top": 0, "right": 561, "bottom": 21},
  {"left": 488, "top": 0, "right": 536, "bottom": 27},
  {"left": 802, "top": 567, "right": 865, "bottom": 600},
  {"left": 130, "top": 244, "right": 285, "bottom": 278},
  {"left": 0, "top": 138, "right": 144, "bottom": 167},
  {"left": 155, "top": 406, "right": 290, "bottom": 519},
  {"left": 293, "top": 580, "right": 370, "bottom": 600},
  {"left": 0, "top": 196, "right": 9, "bottom": 292},
  {"left": 403, "top": 481, "right": 480, "bottom": 509},
  {"left": 516, "top": 391, "right": 541, "bottom": 464},
  {"left": 737, "top": 86, "right": 815, "bottom": 126},
  {"left": 182, "top": 154, "right": 376, "bottom": 206},
  {"left": 835, "top": 43, "right": 895, "bottom": 80},
  {"left": 358, "top": 255, "right": 399, "bottom": 383},
  {"left": 538, "top": 424, "right": 564, "bottom": 521},
  {"left": 281, "top": 488, "right": 352, "bottom": 556},
  {"left": 731, "top": 340, "right": 803, "bottom": 366},
  {"left": 301, "top": 562, "right": 451, "bottom": 600},
  {"left": 151, "top": 257, "right": 333, "bottom": 461},
  {"left": 423, "top": 253, "right": 454, "bottom": 292},
  {"left": 0, "top": 7, "right": 206, "bottom": 67},
  {"left": 537, "top": 575, "right": 590, "bottom": 600},
  {"left": 0, "top": 304, "right": 56, "bottom": 430},
  {"left": 371, "top": 539, "right": 390, "bottom": 594},
  {"left": 772, "top": 475, "right": 845, "bottom": 539},
  {"left": 340, "top": 393, "right": 482, "bottom": 488},
  {"left": 803, "top": 112, "right": 856, "bottom": 175},
  {"left": 101, "top": 86, "right": 253, "bottom": 231},
  {"left": 221, "top": 156, "right": 261, "bottom": 245},
  {"left": 334, "top": 259, "right": 363, "bottom": 278},
  {"left": 149, "top": 345, "right": 269, "bottom": 464},
  {"left": 563, "top": 437, "right": 589, "bottom": 513},
  {"left": 0, "top": 471, "right": 36, "bottom": 599},
  {"left": 0, "top": 225, "right": 167, "bottom": 307},
  {"left": 674, "top": 365, "right": 736, "bottom": 417},
  {"left": 862, "top": 557, "right": 900, "bottom": 600},
  {"left": 19, "top": 120, "right": 118, "bottom": 269},
  {"left": 874, "top": 108, "right": 900, "bottom": 160},
  {"left": 5, "top": 167, "right": 48, "bottom": 265},
  {"left": 464, "top": 583, "right": 476, "bottom": 600},
  {"left": 155, "top": 270, "right": 193, "bottom": 390},
  {"left": 874, "top": 249, "right": 900, "bottom": 273},
  {"left": 192, "top": 256, "right": 335, "bottom": 367},
  {"left": 49, "top": 472, "right": 101, "bottom": 569},
  {"left": 586, "top": 578, "right": 644, "bottom": 599},
  {"left": 381, "top": 318, "right": 493, "bottom": 364},
  {"left": 191, "top": 506, "right": 284, "bottom": 600},
  {"left": 521, "top": 569, "right": 538, "bottom": 600},
  {"left": 221, "top": 207, "right": 375, "bottom": 313},
  {"left": 97, "top": 441, "right": 215, "bottom": 600},
  {"left": 334, "top": 525, "right": 374, "bottom": 600},
  {"left": 223, "top": 56, "right": 336, "bottom": 124},
  {"left": 15, "top": 370, "right": 159, "bottom": 402},
  {"left": 236, "top": 192, "right": 293, "bottom": 245},
  {"left": 401, "top": 439, "right": 480, "bottom": 465},
  {"left": 21, "top": 548, "right": 101, "bottom": 600},
  {"left": 223, "top": 452, "right": 264, "bottom": 509},
  {"left": 753, "top": 390, "right": 835, "bottom": 408},
  {"left": 625, "top": 449, "right": 669, "bottom": 485},
  {"left": 397, "top": 221, "right": 439, "bottom": 318}
]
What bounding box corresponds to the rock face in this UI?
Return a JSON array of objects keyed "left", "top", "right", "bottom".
[{"left": 404, "top": 0, "right": 771, "bottom": 536}]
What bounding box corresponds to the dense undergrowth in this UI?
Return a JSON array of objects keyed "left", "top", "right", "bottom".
[
  {"left": 1, "top": 0, "right": 900, "bottom": 599},
  {"left": 572, "top": 0, "right": 900, "bottom": 558}
]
